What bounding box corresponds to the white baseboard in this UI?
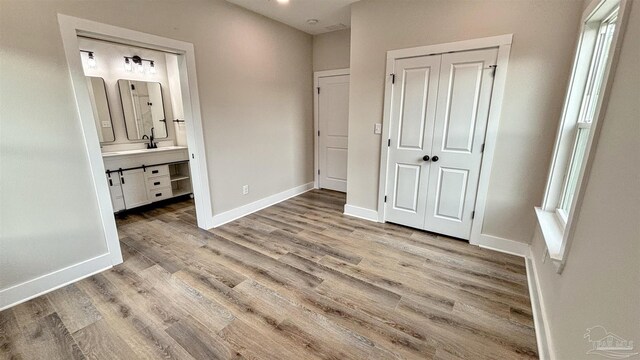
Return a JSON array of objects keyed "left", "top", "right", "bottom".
[
  {"left": 343, "top": 204, "right": 379, "bottom": 222},
  {"left": 0, "top": 253, "right": 113, "bottom": 311},
  {"left": 526, "top": 256, "right": 553, "bottom": 360},
  {"left": 211, "top": 182, "right": 314, "bottom": 228},
  {"left": 475, "top": 234, "right": 530, "bottom": 258}
]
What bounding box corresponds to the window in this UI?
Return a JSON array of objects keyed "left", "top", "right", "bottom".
[
  {"left": 536, "top": 0, "right": 629, "bottom": 272},
  {"left": 557, "top": 9, "right": 618, "bottom": 223}
]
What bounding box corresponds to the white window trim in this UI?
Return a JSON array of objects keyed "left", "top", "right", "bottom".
[{"left": 536, "top": 0, "right": 631, "bottom": 273}]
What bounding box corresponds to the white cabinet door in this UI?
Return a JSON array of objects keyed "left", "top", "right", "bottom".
[
  {"left": 120, "top": 169, "right": 150, "bottom": 209},
  {"left": 423, "top": 48, "right": 497, "bottom": 239},
  {"left": 318, "top": 74, "right": 350, "bottom": 192},
  {"left": 385, "top": 55, "right": 441, "bottom": 229},
  {"left": 107, "top": 173, "right": 125, "bottom": 212}
]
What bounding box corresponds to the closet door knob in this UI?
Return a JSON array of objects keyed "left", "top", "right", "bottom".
[
  {"left": 422, "top": 155, "right": 430, "bottom": 161},
  {"left": 432, "top": 156, "right": 439, "bottom": 162}
]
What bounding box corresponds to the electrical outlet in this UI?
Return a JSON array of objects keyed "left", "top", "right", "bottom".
[
  {"left": 101, "top": 121, "right": 111, "bottom": 128},
  {"left": 242, "top": 185, "right": 249, "bottom": 195},
  {"left": 374, "top": 123, "right": 382, "bottom": 134}
]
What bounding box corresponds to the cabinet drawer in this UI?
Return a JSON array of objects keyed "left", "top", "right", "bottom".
[
  {"left": 145, "top": 165, "right": 169, "bottom": 178},
  {"left": 147, "top": 175, "right": 171, "bottom": 190},
  {"left": 148, "top": 187, "right": 173, "bottom": 201}
]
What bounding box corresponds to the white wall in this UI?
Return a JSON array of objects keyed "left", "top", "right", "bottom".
[
  {"left": 79, "top": 37, "right": 177, "bottom": 149},
  {"left": 0, "top": 0, "right": 312, "bottom": 295},
  {"left": 313, "top": 29, "right": 351, "bottom": 71},
  {"left": 347, "top": 0, "right": 585, "bottom": 244},
  {"left": 531, "top": 2, "right": 640, "bottom": 357}
]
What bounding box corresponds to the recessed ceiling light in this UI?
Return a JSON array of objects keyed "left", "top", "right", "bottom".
[
  {"left": 276, "top": 0, "right": 289, "bottom": 4},
  {"left": 307, "top": 19, "right": 319, "bottom": 25}
]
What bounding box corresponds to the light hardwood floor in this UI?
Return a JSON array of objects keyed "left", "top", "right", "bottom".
[{"left": 0, "top": 190, "right": 538, "bottom": 359}]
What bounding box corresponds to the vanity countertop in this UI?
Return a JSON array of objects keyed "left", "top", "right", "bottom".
[{"left": 101, "top": 146, "right": 188, "bottom": 158}]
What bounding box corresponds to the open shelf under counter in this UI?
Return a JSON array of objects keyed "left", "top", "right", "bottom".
[
  {"left": 170, "top": 175, "right": 190, "bottom": 182},
  {"left": 168, "top": 161, "right": 192, "bottom": 198}
]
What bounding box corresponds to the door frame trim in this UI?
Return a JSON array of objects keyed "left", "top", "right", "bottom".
[
  {"left": 376, "top": 34, "right": 512, "bottom": 245},
  {"left": 313, "top": 68, "right": 350, "bottom": 189},
  {"left": 57, "top": 15, "right": 215, "bottom": 252}
]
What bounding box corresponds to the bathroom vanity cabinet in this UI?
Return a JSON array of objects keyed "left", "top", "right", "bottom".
[{"left": 103, "top": 146, "right": 192, "bottom": 212}]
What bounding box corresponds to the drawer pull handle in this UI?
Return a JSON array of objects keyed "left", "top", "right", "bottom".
[
  {"left": 152, "top": 170, "right": 159, "bottom": 174},
  {"left": 154, "top": 181, "right": 161, "bottom": 186},
  {"left": 155, "top": 193, "right": 162, "bottom": 197}
]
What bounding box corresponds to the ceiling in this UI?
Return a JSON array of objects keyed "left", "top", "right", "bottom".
[{"left": 226, "top": 0, "right": 358, "bottom": 35}]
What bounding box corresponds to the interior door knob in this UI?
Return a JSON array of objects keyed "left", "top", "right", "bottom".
[
  {"left": 432, "top": 156, "right": 439, "bottom": 162},
  {"left": 422, "top": 155, "right": 430, "bottom": 161}
]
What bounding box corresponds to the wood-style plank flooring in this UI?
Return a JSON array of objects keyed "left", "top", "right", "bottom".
[{"left": 0, "top": 190, "right": 538, "bottom": 359}]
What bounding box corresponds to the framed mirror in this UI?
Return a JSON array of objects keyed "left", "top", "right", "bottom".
[
  {"left": 117, "top": 80, "right": 168, "bottom": 140},
  {"left": 86, "top": 77, "right": 115, "bottom": 143}
]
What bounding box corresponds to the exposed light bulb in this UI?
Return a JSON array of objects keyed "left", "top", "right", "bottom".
[
  {"left": 124, "top": 57, "right": 132, "bottom": 72},
  {"left": 87, "top": 52, "right": 97, "bottom": 69},
  {"left": 149, "top": 61, "right": 156, "bottom": 74},
  {"left": 137, "top": 62, "right": 144, "bottom": 73}
]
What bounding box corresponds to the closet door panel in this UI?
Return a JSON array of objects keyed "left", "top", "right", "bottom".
[
  {"left": 423, "top": 48, "right": 498, "bottom": 239},
  {"left": 384, "top": 55, "right": 441, "bottom": 228}
]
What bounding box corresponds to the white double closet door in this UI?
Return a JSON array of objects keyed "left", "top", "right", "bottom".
[{"left": 385, "top": 48, "right": 497, "bottom": 240}]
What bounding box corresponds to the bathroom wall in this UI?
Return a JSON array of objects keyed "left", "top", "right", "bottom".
[
  {"left": 78, "top": 37, "right": 177, "bottom": 151},
  {"left": 166, "top": 53, "right": 188, "bottom": 147}
]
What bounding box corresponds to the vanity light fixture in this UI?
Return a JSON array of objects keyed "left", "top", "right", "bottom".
[
  {"left": 124, "top": 57, "right": 132, "bottom": 72},
  {"left": 87, "top": 52, "right": 97, "bottom": 69},
  {"left": 80, "top": 50, "right": 97, "bottom": 69},
  {"left": 123, "top": 55, "right": 156, "bottom": 74}
]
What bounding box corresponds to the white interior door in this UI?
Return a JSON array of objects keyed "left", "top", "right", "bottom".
[
  {"left": 318, "top": 74, "right": 350, "bottom": 192},
  {"left": 424, "top": 48, "right": 497, "bottom": 239},
  {"left": 385, "top": 55, "right": 441, "bottom": 228}
]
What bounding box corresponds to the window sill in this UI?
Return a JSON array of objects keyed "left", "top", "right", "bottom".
[{"left": 534, "top": 207, "right": 565, "bottom": 262}]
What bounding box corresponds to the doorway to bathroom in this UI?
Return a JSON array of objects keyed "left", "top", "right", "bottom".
[
  {"left": 58, "top": 15, "right": 214, "bottom": 272},
  {"left": 80, "top": 37, "right": 195, "bottom": 216}
]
